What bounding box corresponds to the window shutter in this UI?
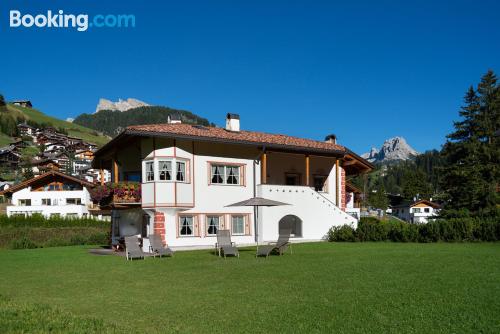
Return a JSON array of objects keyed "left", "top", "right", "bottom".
[
  {"left": 220, "top": 215, "right": 226, "bottom": 230},
  {"left": 245, "top": 215, "right": 251, "bottom": 235}
]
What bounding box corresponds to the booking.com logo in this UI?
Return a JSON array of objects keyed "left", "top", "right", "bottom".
[{"left": 9, "top": 10, "right": 135, "bottom": 32}]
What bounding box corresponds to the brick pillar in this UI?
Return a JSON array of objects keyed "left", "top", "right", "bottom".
[
  {"left": 153, "top": 211, "right": 166, "bottom": 245},
  {"left": 340, "top": 168, "right": 346, "bottom": 211}
]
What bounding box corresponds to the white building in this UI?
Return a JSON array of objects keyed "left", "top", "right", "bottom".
[
  {"left": 1, "top": 171, "right": 97, "bottom": 219},
  {"left": 392, "top": 200, "right": 441, "bottom": 224},
  {"left": 92, "top": 114, "right": 373, "bottom": 250}
]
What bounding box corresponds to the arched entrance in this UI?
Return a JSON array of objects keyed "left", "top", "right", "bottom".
[{"left": 278, "top": 215, "right": 302, "bottom": 237}]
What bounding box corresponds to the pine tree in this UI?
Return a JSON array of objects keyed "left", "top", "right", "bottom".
[{"left": 441, "top": 71, "right": 500, "bottom": 214}]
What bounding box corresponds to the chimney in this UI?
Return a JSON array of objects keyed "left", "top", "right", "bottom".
[
  {"left": 167, "top": 113, "right": 182, "bottom": 124},
  {"left": 325, "top": 134, "right": 337, "bottom": 144},
  {"left": 226, "top": 113, "right": 240, "bottom": 132}
]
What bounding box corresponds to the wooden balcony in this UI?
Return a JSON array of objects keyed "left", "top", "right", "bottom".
[{"left": 90, "top": 182, "right": 141, "bottom": 208}]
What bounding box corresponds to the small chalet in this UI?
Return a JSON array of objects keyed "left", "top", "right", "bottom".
[
  {"left": 0, "top": 171, "right": 103, "bottom": 219},
  {"left": 392, "top": 199, "right": 441, "bottom": 224}
]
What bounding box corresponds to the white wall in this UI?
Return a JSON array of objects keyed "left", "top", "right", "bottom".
[{"left": 7, "top": 187, "right": 92, "bottom": 218}]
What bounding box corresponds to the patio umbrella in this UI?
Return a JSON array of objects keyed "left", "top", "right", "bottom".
[{"left": 226, "top": 197, "right": 289, "bottom": 244}]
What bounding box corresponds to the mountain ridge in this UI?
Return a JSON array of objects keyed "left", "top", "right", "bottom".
[{"left": 362, "top": 136, "right": 419, "bottom": 164}]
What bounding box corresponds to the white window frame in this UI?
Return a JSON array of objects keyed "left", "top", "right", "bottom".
[
  {"left": 209, "top": 164, "right": 243, "bottom": 186},
  {"left": 66, "top": 198, "right": 82, "bottom": 205},
  {"left": 158, "top": 160, "right": 172, "bottom": 181},
  {"left": 176, "top": 161, "right": 186, "bottom": 182},
  {"left": 144, "top": 161, "right": 155, "bottom": 182},
  {"left": 231, "top": 215, "right": 245, "bottom": 235},
  {"left": 18, "top": 199, "right": 31, "bottom": 206},
  {"left": 206, "top": 215, "right": 221, "bottom": 236},
  {"left": 179, "top": 215, "right": 194, "bottom": 237},
  {"left": 143, "top": 158, "right": 190, "bottom": 183},
  {"left": 42, "top": 198, "right": 51, "bottom": 206}
]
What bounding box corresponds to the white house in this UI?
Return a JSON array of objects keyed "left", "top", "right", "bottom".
[
  {"left": 392, "top": 200, "right": 441, "bottom": 223},
  {"left": 92, "top": 114, "right": 373, "bottom": 250},
  {"left": 0, "top": 171, "right": 97, "bottom": 219}
]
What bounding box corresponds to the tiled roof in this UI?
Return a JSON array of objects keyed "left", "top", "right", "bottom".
[
  {"left": 126, "top": 123, "right": 346, "bottom": 153},
  {"left": 0, "top": 171, "right": 95, "bottom": 195}
]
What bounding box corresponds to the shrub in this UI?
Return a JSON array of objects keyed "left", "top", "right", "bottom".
[
  {"left": 0, "top": 214, "right": 109, "bottom": 228},
  {"left": 9, "top": 236, "right": 38, "bottom": 249},
  {"left": 327, "top": 225, "right": 356, "bottom": 242},
  {"left": 328, "top": 214, "right": 500, "bottom": 243}
]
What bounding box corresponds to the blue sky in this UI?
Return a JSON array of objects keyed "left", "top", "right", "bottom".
[{"left": 1, "top": 0, "right": 499, "bottom": 154}]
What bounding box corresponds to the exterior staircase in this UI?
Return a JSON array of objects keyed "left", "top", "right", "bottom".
[{"left": 257, "top": 184, "right": 357, "bottom": 242}]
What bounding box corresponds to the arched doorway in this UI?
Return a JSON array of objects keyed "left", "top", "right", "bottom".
[{"left": 278, "top": 215, "right": 302, "bottom": 237}]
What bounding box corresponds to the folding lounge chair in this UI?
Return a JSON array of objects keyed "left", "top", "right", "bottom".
[
  {"left": 256, "top": 229, "right": 292, "bottom": 258},
  {"left": 149, "top": 234, "right": 174, "bottom": 258},
  {"left": 124, "top": 236, "right": 145, "bottom": 260},
  {"left": 215, "top": 230, "right": 239, "bottom": 258}
]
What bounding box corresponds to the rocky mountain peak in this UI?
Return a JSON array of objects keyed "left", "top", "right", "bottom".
[
  {"left": 362, "top": 136, "right": 419, "bottom": 163},
  {"left": 95, "top": 98, "right": 150, "bottom": 113}
]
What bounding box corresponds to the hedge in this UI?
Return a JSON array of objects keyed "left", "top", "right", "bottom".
[
  {"left": 0, "top": 214, "right": 110, "bottom": 249},
  {"left": 0, "top": 214, "right": 109, "bottom": 228},
  {"left": 0, "top": 227, "right": 109, "bottom": 249},
  {"left": 328, "top": 216, "right": 500, "bottom": 243}
]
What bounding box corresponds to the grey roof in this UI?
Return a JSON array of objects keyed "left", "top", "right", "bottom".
[
  {"left": 225, "top": 197, "right": 289, "bottom": 207},
  {"left": 226, "top": 113, "right": 240, "bottom": 120}
]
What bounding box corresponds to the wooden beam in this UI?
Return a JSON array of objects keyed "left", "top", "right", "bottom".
[
  {"left": 342, "top": 160, "right": 358, "bottom": 167},
  {"left": 335, "top": 159, "right": 339, "bottom": 206},
  {"left": 305, "top": 155, "right": 310, "bottom": 186},
  {"left": 99, "top": 169, "right": 104, "bottom": 185},
  {"left": 261, "top": 152, "right": 267, "bottom": 184},
  {"left": 112, "top": 158, "right": 118, "bottom": 183}
]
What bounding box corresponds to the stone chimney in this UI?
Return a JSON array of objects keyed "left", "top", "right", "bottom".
[
  {"left": 325, "top": 134, "right": 337, "bottom": 144},
  {"left": 226, "top": 113, "right": 240, "bottom": 132},
  {"left": 167, "top": 113, "right": 182, "bottom": 124}
]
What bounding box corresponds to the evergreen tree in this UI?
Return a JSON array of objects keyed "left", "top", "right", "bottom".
[
  {"left": 368, "top": 181, "right": 389, "bottom": 209},
  {"left": 0, "top": 94, "right": 6, "bottom": 107},
  {"left": 441, "top": 70, "right": 500, "bottom": 214}
]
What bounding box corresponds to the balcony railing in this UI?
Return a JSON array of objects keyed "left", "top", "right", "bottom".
[{"left": 89, "top": 182, "right": 141, "bottom": 206}]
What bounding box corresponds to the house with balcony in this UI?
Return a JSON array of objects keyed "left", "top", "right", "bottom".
[
  {"left": 392, "top": 199, "right": 441, "bottom": 223},
  {"left": 0, "top": 171, "right": 99, "bottom": 219},
  {"left": 92, "top": 114, "right": 373, "bottom": 250}
]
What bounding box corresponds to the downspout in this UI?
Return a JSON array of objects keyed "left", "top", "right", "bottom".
[{"left": 253, "top": 146, "right": 266, "bottom": 243}]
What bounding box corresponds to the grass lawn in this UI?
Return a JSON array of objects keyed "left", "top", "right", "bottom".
[{"left": 0, "top": 243, "right": 499, "bottom": 333}]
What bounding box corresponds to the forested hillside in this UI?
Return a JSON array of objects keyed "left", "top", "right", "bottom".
[{"left": 73, "top": 106, "right": 213, "bottom": 136}]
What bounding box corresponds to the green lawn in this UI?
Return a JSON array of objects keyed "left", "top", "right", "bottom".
[{"left": 0, "top": 243, "right": 499, "bottom": 333}]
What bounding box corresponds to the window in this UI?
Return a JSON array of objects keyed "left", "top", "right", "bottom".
[
  {"left": 226, "top": 166, "right": 240, "bottom": 185},
  {"left": 206, "top": 216, "right": 220, "bottom": 236},
  {"left": 158, "top": 160, "right": 172, "bottom": 181},
  {"left": 176, "top": 161, "right": 186, "bottom": 182},
  {"left": 145, "top": 161, "right": 154, "bottom": 182},
  {"left": 210, "top": 164, "right": 242, "bottom": 185},
  {"left": 413, "top": 208, "right": 421, "bottom": 213},
  {"left": 313, "top": 175, "right": 327, "bottom": 192},
  {"left": 211, "top": 165, "right": 224, "bottom": 184},
  {"left": 179, "top": 216, "right": 194, "bottom": 236},
  {"left": 285, "top": 173, "right": 300, "bottom": 186},
  {"left": 18, "top": 199, "right": 31, "bottom": 206},
  {"left": 66, "top": 213, "right": 78, "bottom": 218},
  {"left": 424, "top": 208, "right": 430, "bottom": 213},
  {"left": 66, "top": 198, "right": 82, "bottom": 205},
  {"left": 231, "top": 215, "right": 245, "bottom": 235},
  {"left": 42, "top": 198, "right": 51, "bottom": 206}
]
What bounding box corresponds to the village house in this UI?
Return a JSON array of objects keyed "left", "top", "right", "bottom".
[
  {"left": 392, "top": 199, "right": 441, "bottom": 224},
  {"left": 92, "top": 114, "right": 372, "bottom": 250},
  {"left": 0, "top": 171, "right": 100, "bottom": 219},
  {"left": 12, "top": 100, "right": 33, "bottom": 108}
]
